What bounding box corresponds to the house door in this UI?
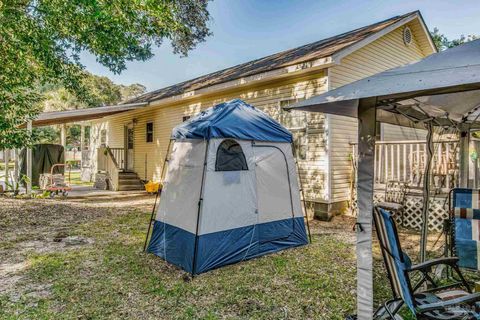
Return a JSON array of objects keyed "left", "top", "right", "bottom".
[
  {"left": 253, "top": 145, "right": 294, "bottom": 242},
  {"left": 125, "top": 123, "right": 134, "bottom": 171}
]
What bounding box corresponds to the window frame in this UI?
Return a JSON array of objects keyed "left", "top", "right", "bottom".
[
  {"left": 146, "top": 121, "right": 154, "bottom": 143},
  {"left": 215, "top": 139, "right": 249, "bottom": 172}
]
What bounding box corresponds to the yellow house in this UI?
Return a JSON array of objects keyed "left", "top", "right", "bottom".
[{"left": 36, "top": 11, "right": 436, "bottom": 218}]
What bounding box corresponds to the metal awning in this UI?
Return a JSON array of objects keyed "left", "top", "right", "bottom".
[
  {"left": 287, "top": 39, "right": 480, "bottom": 128},
  {"left": 30, "top": 102, "right": 148, "bottom": 127},
  {"left": 285, "top": 39, "right": 480, "bottom": 320}
]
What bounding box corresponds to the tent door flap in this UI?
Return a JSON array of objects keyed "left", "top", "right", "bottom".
[{"left": 253, "top": 145, "right": 294, "bottom": 243}]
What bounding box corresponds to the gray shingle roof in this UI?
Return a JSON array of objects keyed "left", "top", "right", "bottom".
[{"left": 127, "top": 11, "right": 420, "bottom": 104}]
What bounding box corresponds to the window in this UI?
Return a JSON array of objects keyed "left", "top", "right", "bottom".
[
  {"left": 146, "top": 122, "right": 154, "bottom": 143},
  {"left": 215, "top": 139, "right": 248, "bottom": 171},
  {"left": 182, "top": 116, "right": 191, "bottom": 122},
  {"left": 279, "top": 99, "right": 308, "bottom": 160}
]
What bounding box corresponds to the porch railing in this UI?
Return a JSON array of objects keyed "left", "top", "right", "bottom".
[
  {"left": 97, "top": 147, "right": 125, "bottom": 171},
  {"left": 109, "top": 148, "right": 125, "bottom": 170},
  {"left": 97, "top": 147, "right": 125, "bottom": 191},
  {"left": 351, "top": 139, "right": 460, "bottom": 192}
]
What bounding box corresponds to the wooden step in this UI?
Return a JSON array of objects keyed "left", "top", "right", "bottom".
[
  {"left": 118, "top": 184, "right": 145, "bottom": 191},
  {"left": 118, "top": 179, "right": 144, "bottom": 186}
]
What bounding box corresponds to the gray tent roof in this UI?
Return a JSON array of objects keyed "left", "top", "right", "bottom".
[{"left": 287, "top": 39, "right": 480, "bottom": 127}]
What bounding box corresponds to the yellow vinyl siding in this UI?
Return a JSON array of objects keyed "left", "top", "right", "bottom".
[
  {"left": 327, "top": 22, "right": 430, "bottom": 203},
  {"left": 91, "top": 72, "right": 330, "bottom": 202},
  {"left": 88, "top": 17, "right": 434, "bottom": 207}
]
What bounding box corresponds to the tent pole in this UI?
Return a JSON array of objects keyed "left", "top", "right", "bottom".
[
  {"left": 419, "top": 122, "right": 434, "bottom": 263},
  {"left": 292, "top": 145, "right": 312, "bottom": 243},
  {"left": 192, "top": 140, "right": 210, "bottom": 277},
  {"left": 459, "top": 129, "right": 470, "bottom": 188},
  {"left": 356, "top": 97, "right": 377, "bottom": 320},
  {"left": 143, "top": 139, "right": 173, "bottom": 252}
]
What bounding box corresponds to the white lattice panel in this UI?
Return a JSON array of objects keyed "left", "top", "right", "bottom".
[{"left": 351, "top": 193, "right": 448, "bottom": 232}]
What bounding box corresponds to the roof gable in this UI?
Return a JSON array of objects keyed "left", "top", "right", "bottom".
[{"left": 127, "top": 11, "right": 434, "bottom": 105}]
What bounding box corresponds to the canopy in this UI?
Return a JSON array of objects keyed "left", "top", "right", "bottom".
[
  {"left": 171, "top": 99, "right": 293, "bottom": 142},
  {"left": 285, "top": 40, "right": 480, "bottom": 320},
  {"left": 287, "top": 39, "right": 480, "bottom": 128}
]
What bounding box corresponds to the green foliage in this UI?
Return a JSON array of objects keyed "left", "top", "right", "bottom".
[
  {"left": 430, "top": 27, "right": 479, "bottom": 51},
  {"left": 0, "top": 0, "right": 212, "bottom": 150},
  {"left": 32, "top": 127, "right": 59, "bottom": 144},
  {"left": 41, "top": 72, "right": 147, "bottom": 112}
]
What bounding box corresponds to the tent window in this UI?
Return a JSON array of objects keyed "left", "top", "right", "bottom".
[{"left": 215, "top": 139, "right": 248, "bottom": 171}]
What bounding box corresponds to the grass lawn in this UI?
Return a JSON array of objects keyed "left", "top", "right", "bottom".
[
  {"left": 67, "top": 170, "right": 93, "bottom": 186},
  {"left": 0, "top": 196, "right": 356, "bottom": 319}
]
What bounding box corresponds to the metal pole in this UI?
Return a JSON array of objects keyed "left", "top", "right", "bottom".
[
  {"left": 143, "top": 139, "right": 173, "bottom": 252},
  {"left": 292, "top": 144, "right": 312, "bottom": 243},
  {"left": 356, "top": 97, "right": 377, "bottom": 320},
  {"left": 26, "top": 121, "right": 33, "bottom": 195},
  {"left": 459, "top": 129, "right": 470, "bottom": 188},
  {"left": 191, "top": 140, "right": 210, "bottom": 277},
  {"left": 419, "top": 122, "right": 434, "bottom": 263}
]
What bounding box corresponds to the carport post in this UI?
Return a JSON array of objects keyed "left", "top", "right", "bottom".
[
  {"left": 26, "top": 120, "right": 33, "bottom": 195},
  {"left": 80, "top": 124, "right": 85, "bottom": 168},
  {"left": 4, "top": 149, "right": 10, "bottom": 188},
  {"left": 356, "top": 97, "right": 377, "bottom": 320},
  {"left": 60, "top": 124, "right": 67, "bottom": 152}
]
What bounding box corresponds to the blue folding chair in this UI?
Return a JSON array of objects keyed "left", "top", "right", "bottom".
[
  {"left": 449, "top": 188, "right": 480, "bottom": 271},
  {"left": 374, "top": 207, "right": 480, "bottom": 319}
]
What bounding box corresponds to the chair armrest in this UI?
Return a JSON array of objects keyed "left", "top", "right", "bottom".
[
  {"left": 416, "top": 292, "right": 480, "bottom": 313},
  {"left": 408, "top": 257, "right": 459, "bottom": 272}
]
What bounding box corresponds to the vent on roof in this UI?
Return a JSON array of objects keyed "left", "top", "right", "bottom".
[{"left": 403, "top": 27, "right": 413, "bottom": 46}]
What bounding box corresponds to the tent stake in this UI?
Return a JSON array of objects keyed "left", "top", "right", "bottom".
[
  {"left": 191, "top": 140, "right": 210, "bottom": 278},
  {"left": 143, "top": 139, "right": 173, "bottom": 252}
]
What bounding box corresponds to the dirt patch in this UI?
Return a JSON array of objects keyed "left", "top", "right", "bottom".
[{"left": 0, "top": 195, "right": 155, "bottom": 299}]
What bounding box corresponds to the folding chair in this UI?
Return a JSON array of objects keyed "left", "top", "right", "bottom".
[
  {"left": 449, "top": 188, "right": 480, "bottom": 271},
  {"left": 373, "top": 207, "right": 480, "bottom": 319},
  {"left": 377, "top": 181, "right": 409, "bottom": 226}
]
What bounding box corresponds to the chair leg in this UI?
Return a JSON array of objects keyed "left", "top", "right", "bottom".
[
  {"left": 374, "top": 299, "right": 403, "bottom": 319},
  {"left": 453, "top": 265, "right": 472, "bottom": 293}
]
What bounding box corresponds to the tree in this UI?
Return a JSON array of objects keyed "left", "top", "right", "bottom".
[
  {"left": 0, "top": 0, "right": 211, "bottom": 150},
  {"left": 430, "top": 27, "right": 478, "bottom": 51}
]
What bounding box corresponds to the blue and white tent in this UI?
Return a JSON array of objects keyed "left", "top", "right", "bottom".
[{"left": 147, "top": 99, "right": 309, "bottom": 274}]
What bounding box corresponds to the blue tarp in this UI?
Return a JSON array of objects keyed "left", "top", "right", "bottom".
[
  {"left": 171, "top": 99, "right": 293, "bottom": 143},
  {"left": 147, "top": 217, "right": 308, "bottom": 274}
]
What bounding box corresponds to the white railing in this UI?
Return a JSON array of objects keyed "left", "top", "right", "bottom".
[
  {"left": 351, "top": 140, "right": 460, "bottom": 192},
  {"left": 96, "top": 147, "right": 122, "bottom": 191}
]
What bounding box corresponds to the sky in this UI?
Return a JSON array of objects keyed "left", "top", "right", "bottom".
[{"left": 80, "top": 0, "right": 480, "bottom": 92}]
